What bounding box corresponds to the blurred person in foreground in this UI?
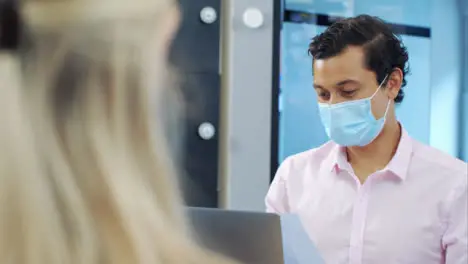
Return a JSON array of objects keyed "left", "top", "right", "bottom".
[
  {"left": 266, "top": 15, "right": 467, "bottom": 263},
  {"left": 0, "top": 0, "right": 237, "bottom": 263}
]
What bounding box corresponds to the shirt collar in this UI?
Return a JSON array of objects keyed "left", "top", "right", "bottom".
[
  {"left": 385, "top": 128, "right": 412, "bottom": 180},
  {"left": 327, "top": 127, "right": 413, "bottom": 180},
  {"left": 328, "top": 145, "right": 349, "bottom": 173}
]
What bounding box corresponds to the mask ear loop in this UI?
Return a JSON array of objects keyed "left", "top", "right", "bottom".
[
  {"left": 370, "top": 74, "right": 389, "bottom": 99},
  {"left": 375, "top": 74, "right": 392, "bottom": 119},
  {"left": 382, "top": 95, "right": 391, "bottom": 118}
]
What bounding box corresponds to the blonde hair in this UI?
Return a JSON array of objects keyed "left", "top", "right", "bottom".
[{"left": 0, "top": 0, "right": 235, "bottom": 263}]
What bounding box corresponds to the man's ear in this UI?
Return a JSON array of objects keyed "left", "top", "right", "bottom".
[{"left": 386, "top": 68, "right": 403, "bottom": 100}]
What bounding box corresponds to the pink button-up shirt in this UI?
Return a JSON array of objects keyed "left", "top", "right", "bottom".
[{"left": 266, "top": 129, "right": 467, "bottom": 264}]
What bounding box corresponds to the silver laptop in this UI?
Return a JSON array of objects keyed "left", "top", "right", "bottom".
[{"left": 187, "top": 207, "right": 284, "bottom": 264}]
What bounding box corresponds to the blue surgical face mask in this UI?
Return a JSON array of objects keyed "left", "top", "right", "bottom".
[{"left": 318, "top": 76, "right": 390, "bottom": 147}]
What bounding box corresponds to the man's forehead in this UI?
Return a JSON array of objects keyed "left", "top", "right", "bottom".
[
  {"left": 313, "top": 47, "right": 368, "bottom": 86},
  {"left": 313, "top": 47, "right": 365, "bottom": 71},
  {"left": 313, "top": 64, "right": 362, "bottom": 87}
]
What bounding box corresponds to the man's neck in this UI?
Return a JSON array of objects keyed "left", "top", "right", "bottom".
[{"left": 346, "top": 120, "right": 402, "bottom": 178}]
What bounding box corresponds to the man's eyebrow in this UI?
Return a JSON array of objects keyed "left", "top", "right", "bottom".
[
  {"left": 336, "top": 79, "right": 360, "bottom": 86},
  {"left": 313, "top": 83, "right": 325, "bottom": 89}
]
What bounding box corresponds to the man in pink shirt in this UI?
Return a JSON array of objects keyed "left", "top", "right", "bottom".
[{"left": 266, "top": 15, "right": 467, "bottom": 264}]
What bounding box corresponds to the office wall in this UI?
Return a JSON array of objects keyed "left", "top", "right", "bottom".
[
  {"left": 429, "top": 0, "right": 462, "bottom": 159},
  {"left": 460, "top": 0, "right": 468, "bottom": 161},
  {"left": 279, "top": 0, "right": 463, "bottom": 162}
]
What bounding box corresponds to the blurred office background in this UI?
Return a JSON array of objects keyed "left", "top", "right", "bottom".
[{"left": 172, "top": 0, "right": 467, "bottom": 211}]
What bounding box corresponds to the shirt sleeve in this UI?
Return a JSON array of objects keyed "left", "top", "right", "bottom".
[
  {"left": 442, "top": 178, "right": 468, "bottom": 264},
  {"left": 265, "top": 157, "right": 292, "bottom": 214}
]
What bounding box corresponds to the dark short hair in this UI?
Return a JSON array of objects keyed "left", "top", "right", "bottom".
[{"left": 308, "top": 15, "right": 409, "bottom": 103}]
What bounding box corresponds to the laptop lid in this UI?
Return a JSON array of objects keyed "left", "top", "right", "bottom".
[{"left": 187, "top": 207, "right": 284, "bottom": 264}]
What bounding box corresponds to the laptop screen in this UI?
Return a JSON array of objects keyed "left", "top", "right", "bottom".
[{"left": 187, "top": 207, "right": 284, "bottom": 264}]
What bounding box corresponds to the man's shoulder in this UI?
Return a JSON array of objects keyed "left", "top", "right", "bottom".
[
  {"left": 281, "top": 140, "right": 336, "bottom": 174},
  {"left": 270, "top": 141, "right": 336, "bottom": 211},
  {"left": 411, "top": 139, "right": 468, "bottom": 194},
  {"left": 412, "top": 140, "right": 467, "bottom": 173}
]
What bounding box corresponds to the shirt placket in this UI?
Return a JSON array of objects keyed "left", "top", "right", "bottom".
[{"left": 349, "top": 179, "right": 372, "bottom": 264}]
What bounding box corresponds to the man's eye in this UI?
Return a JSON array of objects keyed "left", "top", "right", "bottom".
[
  {"left": 341, "top": 90, "right": 356, "bottom": 97},
  {"left": 318, "top": 92, "right": 330, "bottom": 100}
]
